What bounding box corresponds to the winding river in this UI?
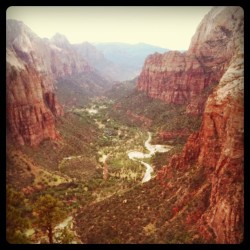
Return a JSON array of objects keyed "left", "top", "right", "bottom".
[
  {"left": 66, "top": 106, "right": 172, "bottom": 184},
  {"left": 127, "top": 132, "right": 172, "bottom": 183}
]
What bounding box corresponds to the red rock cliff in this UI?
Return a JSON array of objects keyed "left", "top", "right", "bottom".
[
  {"left": 137, "top": 7, "right": 241, "bottom": 115},
  {"left": 6, "top": 48, "right": 63, "bottom": 146},
  {"left": 6, "top": 20, "right": 93, "bottom": 146},
  {"left": 157, "top": 7, "right": 244, "bottom": 243},
  {"left": 6, "top": 19, "right": 95, "bottom": 146}
]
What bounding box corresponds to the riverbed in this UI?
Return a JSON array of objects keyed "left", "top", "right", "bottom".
[
  {"left": 66, "top": 106, "right": 172, "bottom": 184},
  {"left": 127, "top": 132, "right": 172, "bottom": 183}
]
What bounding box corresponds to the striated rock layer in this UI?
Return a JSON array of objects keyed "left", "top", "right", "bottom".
[
  {"left": 6, "top": 49, "right": 63, "bottom": 146},
  {"left": 158, "top": 7, "right": 244, "bottom": 243},
  {"left": 137, "top": 7, "right": 243, "bottom": 115}
]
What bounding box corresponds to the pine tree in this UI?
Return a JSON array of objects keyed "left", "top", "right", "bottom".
[{"left": 33, "top": 194, "right": 67, "bottom": 244}]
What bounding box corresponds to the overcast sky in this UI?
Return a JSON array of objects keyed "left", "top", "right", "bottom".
[{"left": 7, "top": 6, "right": 213, "bottom": 50}]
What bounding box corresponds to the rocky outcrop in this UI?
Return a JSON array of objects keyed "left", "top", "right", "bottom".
[
  {"left": 137, "top": 7, "right": 242, "bottom": 115},
  {"left": 73, "top": 42, "right": 118, "bottom": 81},
  {"left": 6, "top": 19, "right": 105, "bottom": 146},
  {"left": 157, "top": 7, "right": 244, "bottom": 243}
]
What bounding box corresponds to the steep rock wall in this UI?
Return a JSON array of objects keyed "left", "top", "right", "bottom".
[
  {"left": 6, "top": 49, "right": 62, "bottom": 146},
  {"left": 157, "top": 7, "right": 244, "bottom": 243},
  {"left": 137, "top": 7, "right": 242, "bottom": 115}
]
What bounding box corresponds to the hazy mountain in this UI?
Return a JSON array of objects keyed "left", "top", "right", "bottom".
[
  {"left": 94, "top": 42, "right": 169, "bottom": 81},
  {"left": 73, "top": 42, "right": 123, "bottom": 82}
]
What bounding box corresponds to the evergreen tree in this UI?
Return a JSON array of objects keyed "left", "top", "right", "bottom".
[{"left": 33, "top": 194, "right": 67, "bottom": 244}]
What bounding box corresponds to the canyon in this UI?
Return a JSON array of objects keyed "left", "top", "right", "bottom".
[{"left": 6, "top": 6, "right": 244, "bottom": 244}]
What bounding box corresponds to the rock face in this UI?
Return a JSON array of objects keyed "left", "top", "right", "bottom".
[
  {"left": 7, "top": 60, "right": 52, "bottom": 146},
  {"left": 157, "top": 7, "right": 244, "bottom": 243},
  {"left": 137, "top": 7, "right": 242, "bottom": 115},
  {"left": 6, "top": 48, "right": 62, "bottom": 146},
  {"left": 197, "top": 49, "right": 244, "bottom": 244},
  {"left": 6, "top": 20, "right": 92, "bottom": 146},
  {"left": 7, "top": 20, "right": 91, "bottom": 77}
]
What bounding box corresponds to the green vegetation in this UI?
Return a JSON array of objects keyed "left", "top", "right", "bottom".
[
  {"left": 21, "top": 112, "right": 99, "bottom": 174},
  {"left": 75, "top": 161, "right": 212, "bottom": 244},
  {"left": 6, "top": 86, "right": 206, "bottom": 243},
  {"left": 6, "top": 149, "right": 35, "bottom": 189},
  {"left": 108, "top": 89, "right": 202, "bottom": 133},
  {"left": 55, "top": 227, "right": 75, "bottom": 244},
  {"left": 6, "top": 186, "right": 31, "bottom": 244},
  {"left": 105, "top": 78, "right": 137, "bottom": 101},
  {"left": 33, "top": 194, "right": 67, "bottom": 244},
  {"left": 55, "top": 72, "right": 111, "bottom": 108}
]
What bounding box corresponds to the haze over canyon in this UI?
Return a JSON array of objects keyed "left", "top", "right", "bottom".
[{"left": 6, "top": 6, "right": 243, "bottom": 244}]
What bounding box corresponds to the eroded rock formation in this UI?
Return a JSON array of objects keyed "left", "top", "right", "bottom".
[
  {"left": 137, "top": 7, "right": 242, "bottom": 115},
  {"left": 6, "top": 20, "right": 92, "bottom": 146},
  {"left": 6, "top": 48, "right": 63, "bottom": 146},
  {"left": 157, "top": 7, "right": 244, "bottom": 243}
]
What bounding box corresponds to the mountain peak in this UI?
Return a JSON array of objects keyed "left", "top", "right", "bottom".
[
  {"left": 51, "top": 32, "right": 70, "bottom": 48},
  {"left": 7, "top": 19, "right": 38, "bottom": 47}
]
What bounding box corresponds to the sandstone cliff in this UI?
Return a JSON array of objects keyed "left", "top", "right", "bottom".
[
  {"left": 6, "top": 48, "right": 61, "bottom": 146},
  {"left": 137, "top": 7, "right": 242, "bottom": 115},
  {"left": 157, "top": 7, "right": 244, "bottom": 243},
  {"left": 6, "top": 20, "right": 92, "bottom": 146}
]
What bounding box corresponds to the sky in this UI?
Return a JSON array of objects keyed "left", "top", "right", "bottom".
[{"left": 7, "top": 6, "right": 213, "bottom": 50}]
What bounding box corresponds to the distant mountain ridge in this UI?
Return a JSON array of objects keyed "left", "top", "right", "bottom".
[
  {"left": 73, "top": 42, "right": 169, "bottom": 82},
  {"left": 94, "top": 42, "right": 169, "bottom": 81},
  {"left": 95, "top": 42, "right": 168, "bottom": 66}
]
